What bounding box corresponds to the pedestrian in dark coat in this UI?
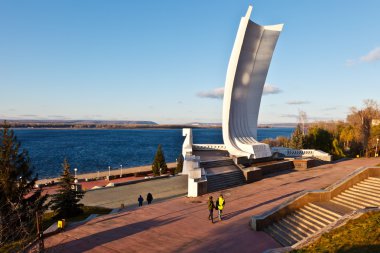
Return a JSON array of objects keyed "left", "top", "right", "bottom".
[
  {"left": 147, "top": 193, "right": 153, "bottom": 204},
  {"left": 138, "top": 195, "right": 144, "bottom": 207},
  {"left": 207, "top": 196, "right": 216, "bottom": 223}
]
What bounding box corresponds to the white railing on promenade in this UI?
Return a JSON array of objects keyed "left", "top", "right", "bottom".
[
  {"left": 192, "top": 144, "right": 226, "bottom": 151},
  {"left": 271, "top": 147, "right": 332, "bottom": 162}
]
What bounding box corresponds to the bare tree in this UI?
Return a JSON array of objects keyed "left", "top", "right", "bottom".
[
  {"left": 298, "top": 110, "right": 308, "bottom": 135},
  {"left": 347, "top": 99, "right": 380, "bottom": 156}
]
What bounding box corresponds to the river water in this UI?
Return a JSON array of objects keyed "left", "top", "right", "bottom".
[{"left": 13, "top": 128, "right": 294, "bottom": 178}]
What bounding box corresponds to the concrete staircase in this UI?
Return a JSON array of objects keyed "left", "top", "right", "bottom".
[
  {"left": 264, "top": 176, "right": 380, "bottom": 246},
  {"left": 207, "top": 170, "right": 245, "bottom": 193},
  {"left": 200, "top": 159, "right": 235, "bottom": 169},
  {"left": 201, "top": 159, "right": 245, "bottom": 193},
  {"left": 331, "top": 177, "right": 380, "bottom": 210}
]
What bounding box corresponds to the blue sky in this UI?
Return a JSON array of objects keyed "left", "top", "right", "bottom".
[{"left": 1, "top": 1, "right": 379, "bottom": 124}]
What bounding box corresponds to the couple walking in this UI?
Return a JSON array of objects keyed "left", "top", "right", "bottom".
[
  {"left": 207, "top": 194, "right": 225, "bottom": 223},
  {"left": 138, "top": 192, "right": 154, "bottom": 206}
]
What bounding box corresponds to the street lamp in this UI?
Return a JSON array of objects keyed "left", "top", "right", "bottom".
[
  {"left": 376, "top": 137, "right": 379, "bottom": 157},
  {"left": 74, "top": 168, "right": 78, "bottom": 184},
  {"left": 108, "top": 166, "right": 111, "bottom": 178},
  {"left": 120, "top": 165, "right": 123, "bottom": 178}
]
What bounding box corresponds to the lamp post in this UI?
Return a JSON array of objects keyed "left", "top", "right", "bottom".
[
  {"left": 74, "top": 168, "right": 78, "bottom": 184},
  {"left": 376, "top": 137, "right": 379, "bottom": 157},
  {"left": 108, "top": 166, "right": 111, "bottom": 178},
  {"left": 120, "top": 165, "right": 123, "bottom": 178}
]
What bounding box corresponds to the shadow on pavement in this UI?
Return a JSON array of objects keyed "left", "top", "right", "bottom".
[
  {"left": 221, "top": 190, "right": 304, "bottom": 221},
  {"left": 46, "top": 215, "right": 184, "bottom": 252}
]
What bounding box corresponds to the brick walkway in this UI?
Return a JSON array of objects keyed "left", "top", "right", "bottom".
[{"left": 45, "top": 158, "right": 380, "bottom": 253}]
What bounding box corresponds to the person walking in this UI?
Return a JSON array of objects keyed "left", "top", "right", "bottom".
[
  {"left": 138, "top": 195, "right": 144, "bottom": 207},
  {"left": 207, "top": 196, "right": 215, "bottom": 223},
  {"left": 216, "top": 194, "right": 225, "bottom": 221},
  {"left": 147, "top": 192, "right": 153, "bottom": 204}
]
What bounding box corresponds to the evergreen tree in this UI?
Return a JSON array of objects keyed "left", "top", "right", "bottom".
[
  {"left": 289, "top": 124, "right": 304, "bottom": 149},
  {"left": 50, "top": 159, "right": 84, "bottom": 218},
  {"left": 151, "top": 144, "right": 167, "bottom": 176},
  {"left": 0, "top": 122, "right": 48, "bottom": 245},
  {"left": 175, "top": 154, "right": 184, "bottom": 174},
  {"left": 304, "top": 126, "right": 333, "bottom": 152}
]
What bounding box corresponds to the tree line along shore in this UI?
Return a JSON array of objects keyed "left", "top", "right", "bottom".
[
  {"left": 263, "top": 99, "right": 380, "bottom": 159},
  {"left": 1, "top": 121, "right": 222, "bottom": 129},
  {"left": 35, "top": 162, "right": 177, "bottom": 185}
]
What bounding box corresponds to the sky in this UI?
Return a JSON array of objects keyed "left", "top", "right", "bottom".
[{"left": 0, "top": 0, "right": 379, "bottom": 124}]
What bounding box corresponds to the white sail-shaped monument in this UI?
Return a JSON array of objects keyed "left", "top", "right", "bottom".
[{"left": 222, "top": 6, "right": 283, "bottom": 159}]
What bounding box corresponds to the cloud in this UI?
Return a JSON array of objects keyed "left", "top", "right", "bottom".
[
  {"left": 197, "top": 87, "right": 225, "bottom": 99},
  {"left": 197, "top": 84, "right": 282, "bottom": 99},
  {"left": 286, "top": 100, "right": 310, "bottom": 105},
  {"left": 19, "top": 114, "right": 40, "bottom": 117},
  {"left": 360, "top": 47, "right": 380, "bottom": 62},
  {"left": 280, "top": 114, "right": 298, "bottom": 118},
  {"left": 346, "top": 47, "right": 380, "bottom": 66},
  {"left": 263, "top": 84, "right": 282, "bottom": 95}
]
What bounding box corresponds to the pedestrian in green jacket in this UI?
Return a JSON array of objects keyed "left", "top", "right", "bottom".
[{"left": 207, "top": 196, "right": 216, "bottom": 223}]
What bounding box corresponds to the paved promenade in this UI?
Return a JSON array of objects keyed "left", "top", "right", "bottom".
[
  {"left": 36, "top": 162, "right": 176, "bottom": 185},
  {"left": 80, "top": 175, "right": 188, "bottom": 209},
  {"left": 45, "top": 158, "right": 380, "bottom": 253}
]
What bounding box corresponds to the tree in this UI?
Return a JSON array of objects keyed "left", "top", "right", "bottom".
[
  {"left": 50, "top": 159, "right": 84, "bottom": 218},
  {"left": 347, "top": 99, "right": 380, "bottom": 157},
  {"left": 304, "top": 126, "right": 333, "bottom": 153},
  {"left": 289, "top": 124, "right": 304, "bottom": 149},
  {"left": 175, "top": 154, "right": 184, "bottom": 174},
  {"left": 151, "top": 145, "right": 167, "bottom": 176},
  {"left": 0, "top": 122, "right": 48, "bottom": 245}
]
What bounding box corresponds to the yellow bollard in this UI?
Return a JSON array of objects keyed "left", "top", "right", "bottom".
[{"left": 57, "top": 219, "right": 66, "bottom": 229}]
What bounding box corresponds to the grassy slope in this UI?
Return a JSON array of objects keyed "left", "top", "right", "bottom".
[
  {"left": 42, "top": 205, "right": 112, "bottom": 230},
  {"left": 293, "top": 211, "right": 380, "bottom": 253}
]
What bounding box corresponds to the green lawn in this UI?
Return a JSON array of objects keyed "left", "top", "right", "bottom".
[{"left": 293, "top": 211, "right": 380, "bottom": 253}]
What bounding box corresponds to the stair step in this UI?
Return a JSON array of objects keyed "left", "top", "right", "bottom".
[
  {"left": 308, "top": 203, "right": 342, "bottom": 219},
  {"left": 368, "top": 177, "right": 380, "bottom": 182},
  {"left": 272, "top": 222, "right": 300, "bottom": 243},
  {"left": 365, "top": 178, "right": 380, "bottom": 184},
  {"left": 344, "top": 190, "right": 380, "bottom": 204},
  {"left": 278, "top": 219, "right": 308, "bottom": 238},
  {"left": 303, "top": 205, "right": 339, "bottom": 222},
  {"left": 341, "top": 192, "right": 380, "bottom": 206},
  {"left": 357, "top": 182, "right": 380, "bottom": 191},
  {"left": 314, "top": 201, "right": 353, "bottom": 216},
  {"left": 332, "top": 196, "right": 364, "bottom": 209},
  {"left": 330, "top": 199, "right": 357, "bottom": 210},
  {"left": 294, "top": 210, "right": 326, "bottom": 228},
  {"left": 361, "top": 180, "right": 380, "bottom": 187},
  {"left": 349, "top": 187, "right": 380, "bottom": 199},
  {"left": 353, "top": 185, "right": 380, "bottom": 195},
  {"left": 297, "top": 208, "right": 332, "bottom": 225},
  {"left": 264, "top": 225, "right": 293, "bottom": 246},
  {"left": 287, "top": 214, "right": 320, "bottom": 233},
  {"left": 336, "top": 194, "right": 374, "bottom": 207},
  {"left": 282, "top": 215, "right": 316, "bottom": 235}
]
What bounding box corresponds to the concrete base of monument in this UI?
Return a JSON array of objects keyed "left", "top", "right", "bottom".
[
  {"left": 191, "top": 150, "right": 296, "bottom": 193},
  {"left": 238, "top": 160, "right": 295, "bottom": 183}
]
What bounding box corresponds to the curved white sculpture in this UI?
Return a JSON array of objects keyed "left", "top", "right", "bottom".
[{"left": 222, "top": 6, "right": 283, "bottom": 159}]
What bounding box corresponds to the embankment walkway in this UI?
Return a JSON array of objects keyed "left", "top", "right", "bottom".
[
  {"left": 36, "top": 162, "right": 176, "bottom": 185},
  {"left": 45, "top": 158, "right": 380, "bottom": 253}
]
